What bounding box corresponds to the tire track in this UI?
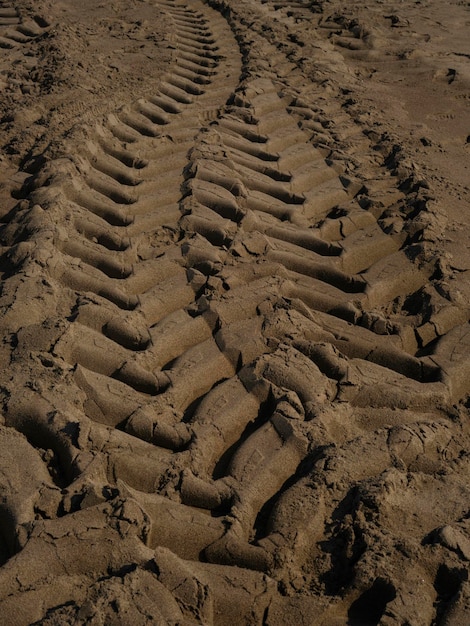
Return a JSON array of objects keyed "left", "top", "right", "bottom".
[
  {"left": 0, "top": 2, "right": 50, "bottom": 217},
  {"left": 0, "top": 0, "right": 469, "bottom": 623},
  {"left": 0, "top": 1, "right": 246, "bottom": 620},
  {"left": 0, "top": 1, "right": 49, "bottom": 98},
  {"left": 165, "top": 4, "right": 470, "bottom": 622},
  {"left": 186, "top": 3, "right": 470, "bottom": 622},
  {"left": 168, "top": 75, "right": 456, "bottom": 589}
]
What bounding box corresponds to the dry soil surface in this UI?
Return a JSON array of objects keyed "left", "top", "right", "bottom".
[{"left": 0, "top": 0, "right": 469, "bottom": 624}]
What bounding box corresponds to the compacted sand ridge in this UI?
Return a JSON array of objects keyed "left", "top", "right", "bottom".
[{"left": 0, "top": 0, "right": 469, "bottom": 624}]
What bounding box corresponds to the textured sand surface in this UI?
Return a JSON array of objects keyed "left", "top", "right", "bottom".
[{"left": 0, "top": 0, "right": 469, "bottom": 624}]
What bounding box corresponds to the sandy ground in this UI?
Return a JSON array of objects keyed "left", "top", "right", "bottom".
[{"left": 0, "top": 0, "right": 469, "bottom": 624}]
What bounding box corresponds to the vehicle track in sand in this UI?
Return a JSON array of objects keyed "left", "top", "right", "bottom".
[
  {"left": 0, "top": 0, "right": 469, "bottom": 624},
  {"left": 0, "top": 1, "right": 49, "bottom": 91}
]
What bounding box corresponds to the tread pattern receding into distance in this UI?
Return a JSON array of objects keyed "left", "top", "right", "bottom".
[
  {"left": 0, "top": 0, "right": 49, "bottom": 93},
  {"left": 0, "top": 0, "right": 470, "bottom": 624}
]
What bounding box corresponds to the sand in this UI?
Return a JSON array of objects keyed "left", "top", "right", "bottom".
[{"left": 0, "top": 0, "right": 469, "bottom": 624}]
